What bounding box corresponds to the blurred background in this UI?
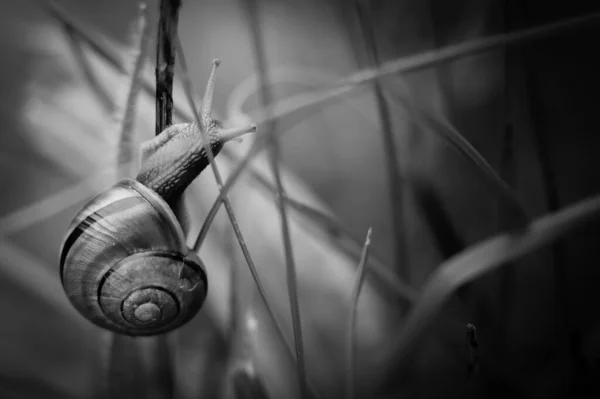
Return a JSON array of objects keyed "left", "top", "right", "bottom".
[{"left": 1, "top": 0, "right": 599, "bottom": 398}]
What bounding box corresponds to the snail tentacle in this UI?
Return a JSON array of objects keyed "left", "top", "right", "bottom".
[
  {"left": 201, "top": 58, "right": 221, "bottom": 127},
  {"left": 135, "top": 59, "right": 256, "bottom": 206}
]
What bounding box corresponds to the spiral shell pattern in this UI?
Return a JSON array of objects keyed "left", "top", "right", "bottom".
[{"left": 59, "top": 179, "right": 207, "bottom": 336}]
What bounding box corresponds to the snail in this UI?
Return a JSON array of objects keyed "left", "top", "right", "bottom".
[{"left": 59, "top": 59, "right": 257, "bottom": 336}]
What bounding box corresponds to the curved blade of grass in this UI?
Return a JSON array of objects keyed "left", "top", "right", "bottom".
[
  {"left": 381, "top": 193, "right": 600, "bottom": 380},
  {"left": 345, "top": 228, "right": 372, "bottom": 399},
  {"left": 419, "top": 111, "right": 530, "bottom": 227}
]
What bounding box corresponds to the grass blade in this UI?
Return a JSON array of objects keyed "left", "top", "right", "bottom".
[
  {"left": 418, "top": 110, "right": 530, "bottom": 227},
  {"left": 345, "top": 228, "right": 372, "bottom": 399},
  {"left": 155, "top": 0, "right": 181, "bottom": 134}
]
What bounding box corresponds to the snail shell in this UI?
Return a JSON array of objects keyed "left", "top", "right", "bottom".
[{"left": 60, "top": 179, "right": 207, "bottom": 336}]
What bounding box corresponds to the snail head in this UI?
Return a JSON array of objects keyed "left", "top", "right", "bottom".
[{"left": 136, "top": 59, "right": 257, "bottom": 206}]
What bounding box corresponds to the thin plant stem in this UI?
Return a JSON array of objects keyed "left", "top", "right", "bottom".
[
  {"left": 151, "top": 2, "right": 181, "bottom": 397},
  {"left": 155, "top": 0, "right": 181, "bottom": 135},
  {"left": 345, "top": 228, "right": 372, "bottom": 399},
  {"left": 174, "top": 34, "right": 322, "bottom": 399},
  {"left": 242, "top": 1, "right": 308, "bottom": 397},
  {"left": 353, "top": 1, "right": 408, "bottom": 283},
  {"left": 225, "top": 223, "right": 239, "bottom": 346}
]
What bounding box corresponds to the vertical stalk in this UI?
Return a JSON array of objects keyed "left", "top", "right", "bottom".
[
  {"left": 345, "top": 228, "right": 372, "bottom": 399},
  {"left": 155, "top": 0, "right": 181, "bottom": 135}
]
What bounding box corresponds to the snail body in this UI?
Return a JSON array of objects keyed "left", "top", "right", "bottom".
[{"left": 59, "top": 60, "right": 256, "bottom": 336}]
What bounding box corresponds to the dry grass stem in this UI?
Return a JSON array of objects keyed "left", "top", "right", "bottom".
[{"left": 345, "top": 228, "right": 372, "bottom": 399}]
